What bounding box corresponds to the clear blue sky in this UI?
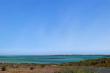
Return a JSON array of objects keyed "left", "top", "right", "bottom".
[{"left": 0, "top": 0, "right": 110, "bottom": 55}]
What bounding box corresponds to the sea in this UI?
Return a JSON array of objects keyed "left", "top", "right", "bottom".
[{"left": 0, "top": 55, "right": 109, "bottom": 64}]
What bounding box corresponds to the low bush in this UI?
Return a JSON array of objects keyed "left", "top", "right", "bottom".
[{"left": 1, "top": 66, "right": 6, "bottom": 71}]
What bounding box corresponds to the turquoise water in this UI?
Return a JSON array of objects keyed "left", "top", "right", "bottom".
[{"left": 0, "top": 55, "right": 109, "bottom": 64}]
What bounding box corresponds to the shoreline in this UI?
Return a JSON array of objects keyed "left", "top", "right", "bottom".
[{"left": 0, "top": 58, "right": 109, "bottom": 66}]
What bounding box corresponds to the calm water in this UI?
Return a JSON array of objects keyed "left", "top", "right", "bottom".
[{"left": 0, "top": 55, "right": 109, "bottom": 64}]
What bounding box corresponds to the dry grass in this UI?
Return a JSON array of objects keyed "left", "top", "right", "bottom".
[{"left": 0, "top": 65, "right": 60, "bottom": 73}]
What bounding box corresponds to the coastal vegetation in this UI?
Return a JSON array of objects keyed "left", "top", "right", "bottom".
[
  {"left": 62, "top": 58, "right": 110, "bottom": 67},
  {"left": 0, "top": 58, "right": 109, "bottom": 73}
]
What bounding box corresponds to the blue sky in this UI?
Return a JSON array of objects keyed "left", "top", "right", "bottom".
[{"left": 0, "top": 0, "right": 110, "bottom": 55}]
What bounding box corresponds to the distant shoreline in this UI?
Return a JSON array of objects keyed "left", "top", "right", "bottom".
[{"left": 0, "top": 54, "right": 110, "bottom": 56}]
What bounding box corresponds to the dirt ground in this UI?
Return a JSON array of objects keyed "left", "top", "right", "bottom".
[{"left": 0, "top": 64, "right": 110, "bottom": 73}]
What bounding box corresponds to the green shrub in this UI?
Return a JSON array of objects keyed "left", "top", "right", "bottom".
[{"left": 40, "top": 64, "right": 45, "bottom": 68}]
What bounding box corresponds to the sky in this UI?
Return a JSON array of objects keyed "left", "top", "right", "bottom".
[{"left": 0, "top": 0, "right": 110, "bottom": 55}]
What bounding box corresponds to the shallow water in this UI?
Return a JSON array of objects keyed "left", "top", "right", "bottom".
[{"left": 0, "top": 55, "right": 109, "bottom": 64}]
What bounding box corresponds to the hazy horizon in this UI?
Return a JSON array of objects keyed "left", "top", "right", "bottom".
[{"left": 0, "top": 0, "right": 110, "bottom": 55}]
